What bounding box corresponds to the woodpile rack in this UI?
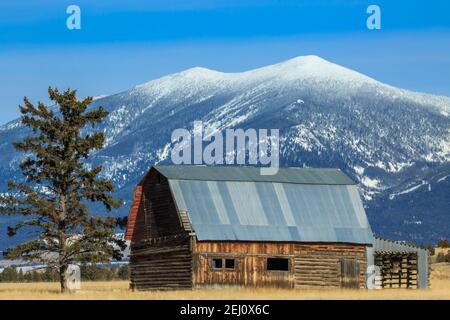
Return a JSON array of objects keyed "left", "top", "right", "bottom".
[{"left": 374, "top": 251, "right": 418, "bottom": 289}]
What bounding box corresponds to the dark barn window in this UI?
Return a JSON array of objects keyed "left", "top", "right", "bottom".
[
  {"left": 267, "top": 258, "right": 289, "bottom": 271},
  {"left": 212, "top": 258, "right": 223, "bottom": 269},
  {"left": 225, "top": 259, "right": 235, "bottom": 269}
]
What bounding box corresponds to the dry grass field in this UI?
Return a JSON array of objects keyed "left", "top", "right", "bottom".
[
  {"left": 431, "top": 248, "right": 450, "bottom": 263},
  {"left": 0, "top": 264, "right": 449, "bottom": 300}
]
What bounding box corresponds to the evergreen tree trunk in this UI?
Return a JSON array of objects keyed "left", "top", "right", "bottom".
[
  {"left": 59, "top": 263, "right": 68, "bottom": 293},
  {"left": 59, "top": 195, "right": 68, "bottom": 293}
]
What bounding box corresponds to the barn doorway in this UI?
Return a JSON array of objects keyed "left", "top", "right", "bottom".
[{"left": 340, "top": 258, "right": 360, "bottom": 289}]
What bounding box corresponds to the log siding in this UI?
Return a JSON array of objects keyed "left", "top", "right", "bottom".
[
  {"left": 130, "top": 234, "right": 192, "bottom": 290},
  {"left": 193, "top": 241, "right": 367, "bottom": 289}
]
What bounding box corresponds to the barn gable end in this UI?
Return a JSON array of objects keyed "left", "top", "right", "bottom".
[{"left": 126, "top": 168, "right": 193, "bottom": 290}]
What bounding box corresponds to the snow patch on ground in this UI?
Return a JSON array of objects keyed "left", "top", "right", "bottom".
[
  {"left": 389, "top": 180, "right": 428, "bottom": 200},
  {"left": 354, "top": 166, "right": 364, "bottom": 175},
  {"left": 291, "top": 124, "right": 323, "bottom": 152},
  {"left": 403, "top": 219, "right": 422, "bottom": 225},
  {"left": 360, "top": 176, "right": 382, "bottom": 190},
  {"left": 155, "top": 143, "right": 171, "bottom": 163},
  {"left": 387, "top": 161, "right": 412, "bottom": 173},
  {"left": 436, "top": 130, "right": 450, "bottom": 161},
  {"left": 437, "top": 175, "right": 449, "bottom": 183}
]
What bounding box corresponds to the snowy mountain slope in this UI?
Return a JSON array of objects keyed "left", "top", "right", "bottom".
[{"left": 0, "top": 55, "right": 449, "bottom": 248}]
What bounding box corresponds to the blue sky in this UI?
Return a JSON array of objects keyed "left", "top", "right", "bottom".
[{"left": 0, "top": 0, "right": 449, "bottom": 125}]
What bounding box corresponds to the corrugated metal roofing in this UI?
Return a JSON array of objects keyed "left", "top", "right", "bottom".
[
  {"left": 372, "top": 237, "right": 424, "bottom": 254},
  {"left": 154, "top": 165, "right": 355, "bottom": 185},
  {"left": 167, "top": 177, "right": 373, "bottom": 244}
]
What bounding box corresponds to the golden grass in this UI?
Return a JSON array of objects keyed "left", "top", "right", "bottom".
[
  {"left": 434, "top": 248, "right": 449, "bottom": 255},
  {"left": 0, "top": 266, "right": 448, "bottom": 300},
  {"left": 430, "top": 262, "right": 450, "bottom": 280}
]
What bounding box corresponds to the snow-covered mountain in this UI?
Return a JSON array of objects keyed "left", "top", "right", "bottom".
[{"left": 1, "top": 55, "right": 449, "bottom": 247}]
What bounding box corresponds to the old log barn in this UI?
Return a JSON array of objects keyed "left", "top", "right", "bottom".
[{"left": 125, "top": 165, "right": 429, "bottom": 290}]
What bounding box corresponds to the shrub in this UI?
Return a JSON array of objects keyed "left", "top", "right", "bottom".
[
  {"left": 80, "top": 264, "right": 120, "bottom": 281},
  {"left": 437, "top": 238, "right": 450, "bottom": 248},
  {"left": 445, "top": 253, "right": 450, "bottom": 263},
  {"left": 118, "top": 265, "right": 130, "bottom": 280},
  {"left": 0, "top": 266, "right": 19, "bottom": 282},
  {"left": 436, "top": 252, "right": 446, "bottom": 263}
]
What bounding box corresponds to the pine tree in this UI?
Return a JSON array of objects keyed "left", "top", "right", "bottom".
[{"left": 0, "top": 87, "right": 124, "bottom": 292}]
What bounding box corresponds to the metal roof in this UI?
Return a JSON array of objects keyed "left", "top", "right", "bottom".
[
  {"left": 166, "top": 173, "right": 373, "bottom": 244},
  {"left": 372, "top": 237, "right": 426, "bottom": 254},
  {"left": 154, "top": 165, "right": 356, "bottom": 185}
]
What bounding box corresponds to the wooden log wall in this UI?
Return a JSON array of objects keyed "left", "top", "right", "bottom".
[
  {"left": 127, "top": 170, "right": 194, "bottom": 290},
  {"left": 193, "top": 241, "right": 367, "bottom": 289},
  {"left": 294, "top": 243, "right": 366, "bottom": 289},
  {"left": 129, "top": 171, "right": 184, "bottom": 243},
  {"left": 193, "top": 241, "right": 295, "bottom": 288},
  {"left": 374, "top": 252, "right": 418, "bottom": 289},
  {"left": 130, "top": 234, "right": 193, "bottom": 290}
]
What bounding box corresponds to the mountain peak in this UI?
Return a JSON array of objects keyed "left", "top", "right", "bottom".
[
  {"left": 181, "top": 66, "right": 221, "bottom": 75},
  {"left": 131, "top": 55, "right": 448, "bottom": 114},
  {"left": 283, "top": 54, "right": 328, "bottom": 64},
  {"left": 254, "top": 55, "right": 377, "bottom": 84},
  {"left": 133, "top": 55, "right": 377, "bottom": 93}
]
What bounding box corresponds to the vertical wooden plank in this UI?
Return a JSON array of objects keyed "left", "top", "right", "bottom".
[{"left": 341, "top": 258, "right": 359, "bottom": 289}]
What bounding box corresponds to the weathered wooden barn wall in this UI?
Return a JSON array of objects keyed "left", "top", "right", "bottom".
[
  {"left": 128, "top": 171, "right": 192, "bottom": 290},
  {"left": 294, "top": 243, "right": 366, "bottom": 289},
  {"left": 193, "top": 241, "right": 295, "bottom": 288},
  {"left": 193, "top": 241, "right": 367, "bottom": 289},
  {"left": 130, "top": 234, "right": 192, "bottom": 290},
  {"left": 127, "top": 171, "right": 185, "bottom": 243}
]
